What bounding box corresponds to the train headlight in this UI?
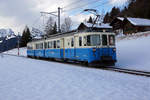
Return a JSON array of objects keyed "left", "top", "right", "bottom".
[
  {"left": 93, "top": 48, "right": 96, "bottom": 52},
  {"left": 113, "top": 48, "right": 116, "bottom": 52}
]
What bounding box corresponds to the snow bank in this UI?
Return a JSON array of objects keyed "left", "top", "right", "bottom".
[
  {"left": 0, "top": 55, "right": 150, "bottom": 100},
  {"left": 116, "top": 33, "right": 150, "bottom": 71},
  {"left": 4, "top": 47, "right": 27, "bottom": 56}
]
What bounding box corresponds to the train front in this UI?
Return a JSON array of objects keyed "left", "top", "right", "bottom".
[{"left": 87, "top": 33, "right": 117, "bottom": 66}]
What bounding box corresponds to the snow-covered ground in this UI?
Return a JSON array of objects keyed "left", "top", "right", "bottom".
[
  {"left": 4, "top": 47, "right": 27, "bottom": 56},
  {"left": 116, "top": 32, "right": 150, "bottom": 71},
  {"left": 0, "top": 55, "right": 150, "bottom": 100}
]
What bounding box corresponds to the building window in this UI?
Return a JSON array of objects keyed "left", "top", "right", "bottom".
[{"left": 79, "top": 37, "right": 82, "bottom": 46}]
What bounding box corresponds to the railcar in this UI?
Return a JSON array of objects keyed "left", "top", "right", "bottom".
[{"left": 27, "top": 30, "right": 117, "bottom": 66}]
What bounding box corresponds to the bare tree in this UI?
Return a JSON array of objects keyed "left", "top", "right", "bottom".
[
  {"left": 45, "top": 17, "right": 55, "bottom": 35},
  {"left": 61, "top": 17, "right": 72, "bottom": 32}
]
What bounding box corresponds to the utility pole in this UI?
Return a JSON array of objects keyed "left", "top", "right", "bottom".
[
  {"left": 17, "top": 32, "right": 20, "bottom": 56},
  {"left": 58, "top": 7, "right": 61, "bottom": 33},
  {"left": 40, "top": 7, "right": 62, "bottom": 33}
]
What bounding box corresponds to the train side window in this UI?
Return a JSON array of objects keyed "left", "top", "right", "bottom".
[
  {"left": 57, "top": 40, "right": 60, "bottom": 48},
  {"left": 54, "top": 41, "right": 56, "bottom": 48},
  {"left": 79, "top": 37, "right": 82, "bottom": 46},
  {"left": 71, "top": 38, "right": 74, "bottom": 47},
  {"left": 87, "top": 35, "right": 90, "bottom": 46},
  {"left": 48, "top": 42, "right": 50, "bottom": 48},
  {"left": 40, "top": 43, "right": 43, "bottom": 49},
  {"left": 83, "top": 36, "right": 87, "bottom": 46},
  {"left": 36, "top": 44, "right": 38, "bottom": 49},
  {"left": 51, "top": 41, "right": 54, "bottom": 48},
  {"left": 102, "top": 35, "right": 107, "bottom": 46},
  {"left": 48, "top": 42, "right": 52, "bottom": 48},
  {"left": 45, "top": 42, "right": 48, "bottom": 49}
]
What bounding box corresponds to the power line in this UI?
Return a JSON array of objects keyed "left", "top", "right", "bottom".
[
  {"left": 63, "top": 0, "right": 103, "bottom": 13},
  {"left": 92, "top": 1, "right": 110, "bottom": 9},
  {"left": 62, "top": 0, "right": 109, "bottom": 18},
  {"left": 63, "top": 0, "right": 85, "bottom": 9}
]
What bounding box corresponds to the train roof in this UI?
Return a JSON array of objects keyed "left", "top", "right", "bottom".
[{"left": 29, "top": 27, "right": 114, "bottom": 43}]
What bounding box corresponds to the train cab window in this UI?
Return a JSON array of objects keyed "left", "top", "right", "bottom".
[
  {"left": 109, "top": 35, "right": 115, "bottom": 45},
  {"left": 57, "top": 40, "right": 60, "bottom": 48},
  {"left": 87, "top": 35, "right": 100, "bottom": 46},
  {"left": 79, "top": 37, "right": 82, "bottom": 46},
  {"left": 71, "top": 38, "right": 74, "bottom": 47},
  {"left": 54, "top": 41, "right": 56, "bottom": 48},
  {"left": 102, "top": 35, "right": 107, "bottom": 46}
]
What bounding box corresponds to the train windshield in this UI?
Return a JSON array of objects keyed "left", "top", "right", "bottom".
[
  {"left": 87, "top": 35, "right": 100, "bottom": 46},
  {"left": 109, "top": 35, "right": 115, "bottom": 45}
]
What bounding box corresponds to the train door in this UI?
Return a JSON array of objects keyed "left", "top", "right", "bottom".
[
  {"left": 60, "top": 38, "right": 65, "bottom": 59},
  {"left": 102, "top": 34, "right": 110, "bottom": 56},
  {"left": 74, "top": 36, "right": 78, "bottom": 59}
]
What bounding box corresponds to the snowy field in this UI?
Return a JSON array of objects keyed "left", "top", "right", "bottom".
[
  {"left": 3, "top": 47, "right": 27, "bottom": 56},
  {"left": 0, "top": 55, "right": 150, "bottom": 100},
  {"left": 116, "top": 33, "right": 150, "bottom": 71}
]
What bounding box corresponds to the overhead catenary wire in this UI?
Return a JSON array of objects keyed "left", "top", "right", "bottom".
[
  {"left": 63, "top": 0, "right": 110, "bottom": 17},
  {"left": 63, "top": 0, "right": 85, "bottom": 9},
  {"left": 63, "top": 0, "right": 104, "bottom": 13}
]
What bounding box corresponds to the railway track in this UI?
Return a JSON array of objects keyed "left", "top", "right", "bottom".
[
  {"left": 2, "top": 53, "right": 150, "bottom": 77},
  {"left": 102, "top": 67, "right": 150, "bottom": 77}
]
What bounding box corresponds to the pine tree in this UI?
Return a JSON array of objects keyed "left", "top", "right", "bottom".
[
  {"left": 20, "top": 26, "right": 32, "bottom": 47},
  {"left": 103, "top": 12, "right": 110, "bottom": 23},
  {"left": 88, "top": 16, "right": 93, "bottom": 23},
  {"left": 52, "top": 22, "right": 57, "bottom": 35}
]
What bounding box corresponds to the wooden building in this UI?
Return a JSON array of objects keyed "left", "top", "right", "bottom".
[
  {"left": 77, "top": 22, "right": 112, "bottom": 32},
  {"left": 110, "top": 17, "right": 150, "bottom": 35},
  {"left": 110, "top": 17, "right": 124, "bottom": 35}
]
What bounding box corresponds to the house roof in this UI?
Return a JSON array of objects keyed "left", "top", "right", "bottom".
[
  {"left": 117, "top": 17, "right": 124, "bottom": 21},
  {"left": 111, "top": 17, "right": 150, "bottom": 27},
  {"left": 83, "top": 23, "right": 112, "bottom": 29},
  {"left": 126, "top": 18, "right": 150, "bottom": 26}
]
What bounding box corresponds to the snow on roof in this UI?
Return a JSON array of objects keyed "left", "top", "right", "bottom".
[
  {"left": 117, "top": 17, "right": 124, "bottom": 21},
  {"left": 84, "top": 23, "right": 112, "bottom": 28},
  {"left": 127, "top": 18, "right": 150, "bottom": 26}
]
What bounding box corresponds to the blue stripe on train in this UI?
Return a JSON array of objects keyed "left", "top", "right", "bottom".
[{"left": 27, "top": 48, "right": 116, "bottom": 63}]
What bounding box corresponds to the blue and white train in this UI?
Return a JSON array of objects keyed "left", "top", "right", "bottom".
[{"left": 27, "top": 30, "right": 117, "bottom": 66}]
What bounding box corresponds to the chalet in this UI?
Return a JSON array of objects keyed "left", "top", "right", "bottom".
[
  {"left": 110, "top": 17, "right": 124, "bottom": 34},
  {"left": 111, "top": 17, "right": 150, "bottom": 35},
  {"left": 123, "top": 18, "right": 150, "bottom": 34},
  {"left": 77, "top": 22, "right": 112, "bottom": 32}
]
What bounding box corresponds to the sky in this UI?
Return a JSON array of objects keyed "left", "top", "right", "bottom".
[{"left": 0, "top": 0, "right": 128, "bottom": 34}]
